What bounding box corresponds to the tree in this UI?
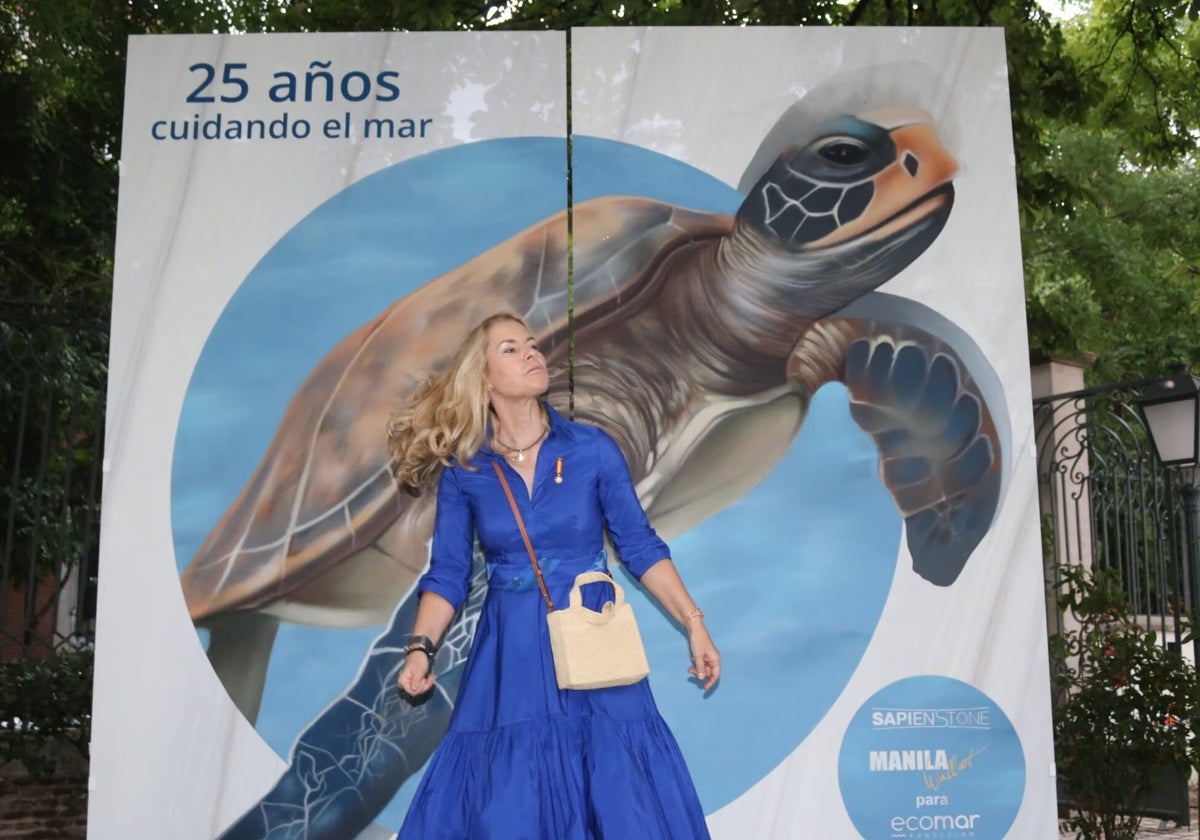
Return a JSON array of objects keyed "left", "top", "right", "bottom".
[
  {"left": 1023, "top": 124, "right": 1200, "bottom": 382},
  {"left": 1, "top": 0, "right": 120, "bottom": 318},
  {"left": 1022, "top": 1, "right": 1200, "bottom": 383}
]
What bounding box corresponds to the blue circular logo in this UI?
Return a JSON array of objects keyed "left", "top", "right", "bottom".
[{"left": 838, "top": 676, "right": 1025, "bottom": 840}]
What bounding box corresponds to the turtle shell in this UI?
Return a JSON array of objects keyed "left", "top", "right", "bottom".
[
  {"left": 182, "top": 106, "right": 957, "bottom": 624},
  {"left": 180, "top": 198, "right": 730, "bottom": 623}
]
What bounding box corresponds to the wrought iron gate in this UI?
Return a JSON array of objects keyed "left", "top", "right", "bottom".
[{"left": 1035, "top": 379, "right": 1194, "bottom": 826}]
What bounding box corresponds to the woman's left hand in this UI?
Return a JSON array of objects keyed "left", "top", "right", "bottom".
[{"left": 686, "top": 624, "right": 720, "bottom": 691}]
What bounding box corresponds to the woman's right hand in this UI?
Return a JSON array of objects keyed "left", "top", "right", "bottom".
[
  {"left": 397, "top": 650, "right": 436, "bottom": 696},
  {"left": 396, "top": 592, "right": 456, "bottom": 696}
]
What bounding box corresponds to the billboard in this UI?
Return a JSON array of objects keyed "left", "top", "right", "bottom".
[{"left": 93, "top": 27, "right": 1054, "bottom": 839}]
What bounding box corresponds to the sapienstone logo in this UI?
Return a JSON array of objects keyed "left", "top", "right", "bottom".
[{"left": 871, "top": 707, "right": 991, "bottom": 730}]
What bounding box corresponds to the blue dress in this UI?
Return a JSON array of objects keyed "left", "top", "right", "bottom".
[{"left": 397, "top": 405, "right": 711, "bottom": 840}]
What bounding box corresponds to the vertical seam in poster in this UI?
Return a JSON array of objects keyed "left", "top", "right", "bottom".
[{"left": 565, "top": 28, "right": 575, "bottom": 420}]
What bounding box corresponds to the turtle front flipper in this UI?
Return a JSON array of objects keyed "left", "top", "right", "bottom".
[
  {"left": 217, "top": 556, "right": 486, "bottom": 840},
  {"left": 790, "top": 295, "right": 1008, "bottom": 586}
]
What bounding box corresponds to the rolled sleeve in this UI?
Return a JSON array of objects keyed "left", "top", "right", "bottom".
[
  {"left": 417, "top": 467, "right": 474, "bottom": 610},
  {"left": 595, "top": 431, "right": 670, "bottom": 579}
]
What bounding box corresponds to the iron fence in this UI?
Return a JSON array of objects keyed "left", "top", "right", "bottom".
[
  {"left": 1035, "top": 378, "right": 1195, "bottom": 827},
  {"left": 0, "top": 310, "right": 106, "bottom": 659},
  {"left": 1035, "top": 382, "right": 1191, "bottom": 650}
]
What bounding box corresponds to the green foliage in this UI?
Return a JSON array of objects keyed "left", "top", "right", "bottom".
[
  {"left": 1023, "top": 122, "right": 1200, "bottom": 381},
  {"left": 1020, "top": 1, "right": 1200, "bottom": 382},
  {"left": 1063, "top": 1, "right": 1200, "bottom": 166},
  {"left": 1050, "top": 563, "right": 1200, "bottom": 840},
  {"left": 0, "top": 648, "right": 92, "bottom": 777},
  {"left": 0, "top": 1, "right": 117, "bottom": 317}
]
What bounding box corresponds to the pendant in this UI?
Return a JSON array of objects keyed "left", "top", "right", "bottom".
[{"left": 514, "top": 451, "right": 525, "bottom": 463}]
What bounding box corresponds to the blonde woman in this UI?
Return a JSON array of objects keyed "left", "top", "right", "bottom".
[{"left": 391, "top": 312, "right": 718, "bottom": 839}]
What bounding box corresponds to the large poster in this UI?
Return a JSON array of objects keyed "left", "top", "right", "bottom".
[{"left": 93, "top": 27, "right": 1055, "bottom": 840}]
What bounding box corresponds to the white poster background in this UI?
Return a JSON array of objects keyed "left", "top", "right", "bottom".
[
  {"left": 96, "top": 27, "right": 1055, "bottom": 840},
  {"left": 94, "top": 31, "right": 565, "bottom": 839},
  {"left": 572, "top": 26, "right": 1055, "bottom": 838}
]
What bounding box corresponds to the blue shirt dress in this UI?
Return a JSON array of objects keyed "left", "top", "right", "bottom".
[{"left": 397, "top": 404, "right": 711, "bottom": 840}]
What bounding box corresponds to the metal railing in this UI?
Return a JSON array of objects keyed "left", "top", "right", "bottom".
[
  {"left": 0, "top": 311, "right": 106, "bottom": 659},
  {"left": 1035, "top": 378, "right": 1194, "bottom": 827}
]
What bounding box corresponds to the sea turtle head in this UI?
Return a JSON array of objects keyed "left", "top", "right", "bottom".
[{"left": 733, "top": 106, "right": 958, "bottom": 301}]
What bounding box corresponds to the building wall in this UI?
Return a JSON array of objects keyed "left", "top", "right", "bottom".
[{"left": 0, "top": 740, "right": 87, "bottom": 840}]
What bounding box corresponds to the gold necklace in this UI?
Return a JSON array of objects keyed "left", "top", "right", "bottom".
[{"left": 494, "top": 424, "right": 548, "bottom": 463}]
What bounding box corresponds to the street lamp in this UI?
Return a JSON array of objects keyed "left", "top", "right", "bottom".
[
  {"left": 1137, "top": 362, "right": 1200, "bottom": 470},
  {"left": 1136, "top": 363, "right": 1200, "bottom": 668}
]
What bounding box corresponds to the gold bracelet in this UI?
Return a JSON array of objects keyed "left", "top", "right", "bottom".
[{"left": 681, "top": 607, "right": 704, "bottom": 624}]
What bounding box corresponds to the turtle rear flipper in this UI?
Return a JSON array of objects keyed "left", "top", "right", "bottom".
[
  {"left": 204, "top": 612, "right": 279, "bottom": 725},
  {"left": 790, "top": 295, "right": 1007, "bottom": 586},
  {"left": 218, "top": 558, "right": 487, "bottom": 840}
]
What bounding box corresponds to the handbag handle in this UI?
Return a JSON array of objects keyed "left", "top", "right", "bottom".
[
  {"left": 567, "top": 570, "right": 624, "bottom": 612},
  {"left": 492, "top": 461, "right": 555, "bottom": 613}
]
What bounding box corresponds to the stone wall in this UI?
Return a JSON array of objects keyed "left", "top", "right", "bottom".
[{"left": 0, "top": 739, "right": 87, "bottom": 839}]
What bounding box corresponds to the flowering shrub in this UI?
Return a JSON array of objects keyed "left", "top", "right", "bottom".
[{"left": 1050, "top": 563, "right": 1200, "bottom": 840}]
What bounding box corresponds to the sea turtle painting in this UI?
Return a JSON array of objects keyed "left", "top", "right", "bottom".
[{"left": 185, "top": 100, "right": 1007, "bottom": 840}]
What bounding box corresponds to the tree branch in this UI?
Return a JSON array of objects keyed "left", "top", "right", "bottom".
[{"left": 845, "top": 0, "right": 872, "bottom": 25}]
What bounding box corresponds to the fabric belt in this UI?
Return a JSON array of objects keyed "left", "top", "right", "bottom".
[{"left": 485, "top": 549, "right": 607, "bottom": 592}]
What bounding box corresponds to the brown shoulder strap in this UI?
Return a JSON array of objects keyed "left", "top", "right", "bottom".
[{"left": 492, "top": 461, "right": 555, "bottom": 612}]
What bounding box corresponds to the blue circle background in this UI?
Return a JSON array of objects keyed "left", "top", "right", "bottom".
[
  {"left": 838, "top": 675, "right": 1026, "bottom": 840},
  {"left": 171, "top": 136, "right": 902, "bottom": 829}
]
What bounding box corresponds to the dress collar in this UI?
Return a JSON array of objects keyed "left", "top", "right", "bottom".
[
  {"left": 544, "top": 403, "right": 575, "bottom": 441},
  {"left": 479, "top": 401, "right": 574, "bottom": 463}
]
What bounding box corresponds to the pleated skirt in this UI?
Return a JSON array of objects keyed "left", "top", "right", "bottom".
[{"left": 397, "top": 555, "right": 711, "bottom": 840}]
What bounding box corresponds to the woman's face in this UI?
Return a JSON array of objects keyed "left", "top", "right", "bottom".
[{"left": 483, "top": 319, "right": 548, "bottom": 400}]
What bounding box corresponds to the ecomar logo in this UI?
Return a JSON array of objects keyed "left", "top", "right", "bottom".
[{"left": 890, "top": 812, "right": 981, "bottom": 837}]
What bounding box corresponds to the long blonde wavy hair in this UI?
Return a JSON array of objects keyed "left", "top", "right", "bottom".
[{"left": 387, "top": 312, "right": 528, "bottom": 494}]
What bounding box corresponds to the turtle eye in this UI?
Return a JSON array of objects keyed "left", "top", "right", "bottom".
[{"left": 816, "top": 137, "right": 869, "bottom": 167}]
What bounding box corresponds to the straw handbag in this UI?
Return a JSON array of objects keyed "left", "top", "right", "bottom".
[{"left": 493, "top": 462, "right": 650, "bottom": 690}]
